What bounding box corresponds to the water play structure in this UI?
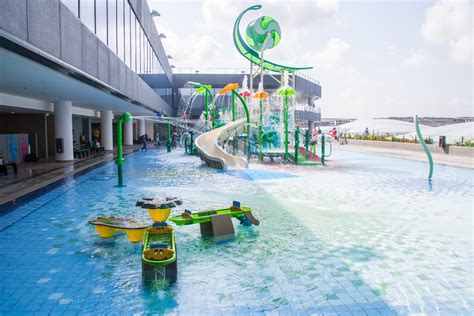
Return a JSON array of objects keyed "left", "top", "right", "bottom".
[
  {"left": 89, "top": 195, "right": 258, "bottom": 283},
  {"left": 414, "top": 115, "right": 434, "bottom": 179},
  {"left": 136, "top": 197, "right": 181, "bottom": 282},
  {"left": 182, "top": 4, "right": 326, "bottom": 169},
  {"left": 170, "top": 201, "right": 259, "bottom": 239},
  {"left": 132, "top": 4, "right": 327, "bottom": 170},
  {"left": 88, "top": 217, "right": 151, "bottom": 242},
  {"left": 116, "top": 112, "right": 132, "bottom": 186}
]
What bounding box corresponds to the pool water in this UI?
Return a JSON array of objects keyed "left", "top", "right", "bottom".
[{"left": 0, "top": 148, "right": 472, "bottom": 315}]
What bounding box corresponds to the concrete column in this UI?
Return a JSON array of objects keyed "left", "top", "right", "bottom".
[
  {"left": 308, "top": 120, "right": 315, "bottom": 132},
  {"left": 54, "top": 101, "right": 74, "bottom": 161},
  {"left": 101, "top": 110, "right": 113, "bottom": 150},
  {"left": 123, "top": 118, "right": 133, "bottom": 145},
  {"left": 146, "top": 121, "right": 154, "bottom": 140},
  {"left": 138, "top": 118, "right": 146, "bottom": 137},
  {"left": 86, "top": 118, "right": 92, "bottom": 142}
]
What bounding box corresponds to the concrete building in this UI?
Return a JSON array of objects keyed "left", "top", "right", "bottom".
[
  {"left": 1, "top": 0, "right": 172, "bottom": 161},
  {"left": 0, "top": 0, "right": 322, "bottom": 163}
]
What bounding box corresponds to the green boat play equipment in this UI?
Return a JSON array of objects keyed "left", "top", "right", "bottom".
[
  {"left": 88, "top": 195, "right": 257, "bottom": 283},
  {"left": 170, "top": 201, "right": 259, "bottom": 239},
  {"left": 136, "top": 196, "right": 182, "bottom": 282}
]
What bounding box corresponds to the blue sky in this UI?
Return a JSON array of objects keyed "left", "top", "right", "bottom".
[{"left": 149, "top": 0, "right": 472, "bottom": 119}]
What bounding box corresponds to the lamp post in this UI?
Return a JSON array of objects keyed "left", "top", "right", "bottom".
[{"left": 116, "top": 112, "right": 132, "bottom": 186}]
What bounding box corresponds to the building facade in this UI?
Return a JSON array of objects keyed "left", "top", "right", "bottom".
[{"left": 1, "top": 0, "right": 172, "bottom": 161}]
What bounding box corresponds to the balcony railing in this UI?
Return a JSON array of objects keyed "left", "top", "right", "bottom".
[
  {"left": 294, "top": 105, "right": 321, "bottom": 114},
  {"left": 173, "top": 67, "right": 320, "bottom": 85}
]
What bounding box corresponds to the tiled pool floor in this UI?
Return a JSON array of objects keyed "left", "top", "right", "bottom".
[{"left": 0, "top": 148, "right": 472, "bottom": 315}]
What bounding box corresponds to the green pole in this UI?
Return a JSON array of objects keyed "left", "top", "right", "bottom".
[
  {"left": 115, "top": 112, "right": 132, "bottom": 186},
  {"left": 189, "top": 82, "right": 213, "bottom": 130},
  {"left": 184, "top": 134, "right": 188, "bottom": 154},
  {"left": 305, "top": 129, "right": 310, "bottom": 160},
  {"left": 190, "top": 131, "right": 194, "bottom": 154},
  {"left": 167, "top": 118, "right": 172, "bottom": 152},
  {"left": 232, "top": 90, "right": 251, "bottom": 159},
  {"left": 321, "top": 133, "right": 325, "bottom": 165},
  {"left": 294, "top": 126, "right": 300, "bottom": 165},
  {"left": 414, "top": 115, "right": 433, "bottom": 179},
  {"left": 258, "top": 99, "right": 263, "bottom": 162},
  {"left": 205, "top": 91, "right": 209, "bottom": 129},
  {"left": 232, "top": 92, "right": 236, "bottom": 122},
  {"left": 283, "top": 94, "right": 289, "bottom": 162}
]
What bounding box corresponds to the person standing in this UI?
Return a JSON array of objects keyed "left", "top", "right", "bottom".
[{"left": 141, "top": 134, "right": 148, "bottom": 151}]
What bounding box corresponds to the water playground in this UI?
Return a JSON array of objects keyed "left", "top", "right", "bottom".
[
  {"left": 2, "top": 4, "right": 471, "bottom": 316},
  {"left": 136, "top": 5, "right": 331, "bottom": 170}
]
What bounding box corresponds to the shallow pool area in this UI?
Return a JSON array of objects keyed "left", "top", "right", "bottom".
[{"left": 1, "top": 148, "right": 473, "bottom": 315}]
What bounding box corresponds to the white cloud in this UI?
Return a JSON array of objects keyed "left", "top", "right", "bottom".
[
  {"left": 154, "top": 20, "right": 226, "bottom": 68},
  {"left": 449, "top": 35, "right": 472, "bottom": 64},
  {"left": 401, "top": 49, "right": 427, "bottom": 66},
  {"left": 421, "top": 0, "right": 472, "bottom": 64},
  {"left": 202, "top": 0, "right": 338, "bottom": 32},
  {"left": 311, "top": 38, "right": 350, "bottom": 70}
]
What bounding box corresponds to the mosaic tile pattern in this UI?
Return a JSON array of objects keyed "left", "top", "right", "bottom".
[{"left": 0, "top": 149, "right": 472, "bottom": 314}]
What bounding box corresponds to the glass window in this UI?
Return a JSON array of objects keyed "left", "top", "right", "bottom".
[
  {"left": 124, "top": 4, "right": 131, "bottom": 67},
  {"left": 96, "top": 0, "right": 107, "bottom": 44},
  {"left": 138, "top": 27, "right": 142, "bottom": 73},
  {"left": 107, "top": 0, "right": 116, "bottom": 54},
  {"left": 117, "top": 0, "right": 124, "bottom": 61},
  {"left": 140, "top": 25, "right": 146, "bottom": 74},
  {"left": 62, "top": 0, "right": 78, "bottom": 17},
  {"left": 145, "top": 41, "right": 149, "bottom": 73},
  {"left": 131, "top": 17, "right": 136, "bottom": 72},
  {"left": 80, "top": 0, "right": 95, "bottom": 33},
  {"left": 149, "top": 44, "right": 152, "bottom": 74}
]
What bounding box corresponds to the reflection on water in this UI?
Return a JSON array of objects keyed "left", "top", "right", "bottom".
[{"left": 0, "top": 148, "right": 472, "bottom": 314}]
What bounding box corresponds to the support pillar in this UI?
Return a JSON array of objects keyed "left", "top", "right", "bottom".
[
  {"left": 138, "top": 118, "right": 146, "bottom": 138},
  {"left": 146, "top": 120, "right": 154, "bottom": 140},
  {"left": 308, "top": 120, "right": 315, "bottom": 132},
  {"left": 123, "top": 118, "right": 133, "bottom": 145},
  {"left": 101, "top": 110, "right": 113, "bottom": 151},
  {"left": 54, "top": 101, "right": 74, "bottom": 161}
]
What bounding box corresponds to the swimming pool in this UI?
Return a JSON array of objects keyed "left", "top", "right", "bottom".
[{"left": 1, "top": 149, "right": 472, "bottom": 314}]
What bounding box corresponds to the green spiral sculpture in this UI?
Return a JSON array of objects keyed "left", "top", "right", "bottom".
[{"left": 245, "top": 16, "right": 281, "bottom": 51}]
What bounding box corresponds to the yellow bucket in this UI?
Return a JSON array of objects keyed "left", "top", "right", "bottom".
[
  {"left": 147, "top": 208, "right": 171, "bottom": 222},
  {"left": 95, "top": 225, "right": 116, "bottom": 238},
  {"left": 124, "top": 229, "right": 146, "bottom": 243}
]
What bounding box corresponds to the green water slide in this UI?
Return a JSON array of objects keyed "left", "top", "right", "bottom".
[{"left": 233, "top": 5, "right": 313, "bottom": 73}]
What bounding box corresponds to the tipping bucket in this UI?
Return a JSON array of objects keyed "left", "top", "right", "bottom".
[
  {"left": 147, "top": 208, "right": 172, "bottom": 222},
  {"left": 95, "top": 225, "right": 116, "bottom": 238},
  {"left": 124, "top": 229, "right": 147, "bottom": 243}
]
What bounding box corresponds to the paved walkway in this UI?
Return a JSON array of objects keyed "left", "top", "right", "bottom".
[
  {"left": 337, "top": 143, "right": 474, "bottom": 169},
  {"left": 0, "top": 145, "right": 143, "bottom": 206}
]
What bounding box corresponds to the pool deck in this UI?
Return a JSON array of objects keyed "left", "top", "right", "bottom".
[
  {"left": 0, "top": 145, "right": 144, "bottom": 207},
  {"left": 337, "top": 143, "right": 474, "bottom": 169}
]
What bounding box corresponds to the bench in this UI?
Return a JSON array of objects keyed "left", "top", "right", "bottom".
[
  {"left": 74, "top": 144, "right": 89, "bottom": 159},
  {"left": 0, "top": 162, "right": 18, "bottom": 176}
]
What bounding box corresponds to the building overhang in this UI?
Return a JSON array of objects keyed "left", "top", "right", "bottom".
[{"left": 0, "top": 31, "right": 168, "bottom": 116}]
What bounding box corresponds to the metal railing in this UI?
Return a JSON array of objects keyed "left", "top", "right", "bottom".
[
  {"left": 294, "top": 105, "right": 321, "bottom": 114},
  {"left": 173, "top": 67, "right": 321, "bottom": 85},
  {"left": 173, "top": 67, "right": 248, "bottom": 75}
]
